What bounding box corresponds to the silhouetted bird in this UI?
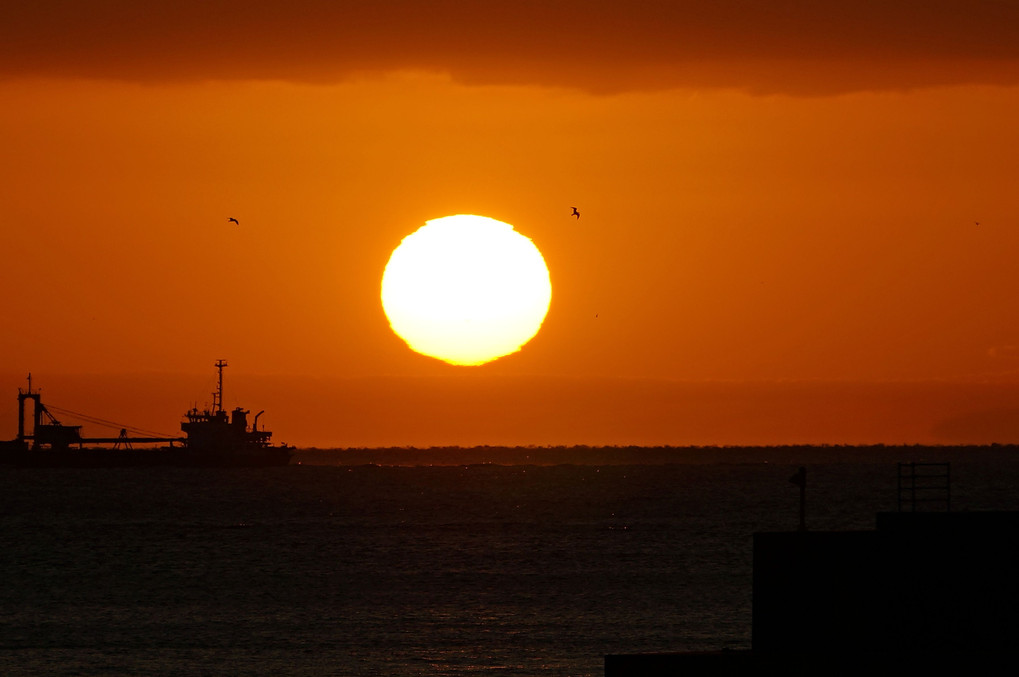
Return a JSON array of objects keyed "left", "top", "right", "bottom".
[
  {"left": 571, "top": 207, "right": 580, "bottom": 219},
  {"left": 228, "top": 217, "right": 239, "bottom": 224}
]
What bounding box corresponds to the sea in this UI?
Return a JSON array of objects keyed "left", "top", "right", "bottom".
[{"left": 2, "top": 446, "right": 1018, "bottom": 676}]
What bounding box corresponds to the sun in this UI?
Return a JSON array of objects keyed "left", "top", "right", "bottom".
[{"left": 381, "top": 214, "right": 552, "bottom": 366}]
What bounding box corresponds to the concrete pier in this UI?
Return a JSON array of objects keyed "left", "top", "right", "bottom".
[{"left": 607, "top": 511, "right": 1019, "bottom": 675}]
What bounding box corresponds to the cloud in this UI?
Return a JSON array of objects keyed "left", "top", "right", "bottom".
[
  {"left": 3, "top": 1, "right": 1019, "bottom": 94},
  {"left": 932, "top": 407, "right": 1019, "bottom": 443},
  {"left": 987, "top": 345, "right": 1019, "bottom": 360}
]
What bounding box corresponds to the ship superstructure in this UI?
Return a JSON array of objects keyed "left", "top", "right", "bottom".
[{"left": 180, "top": 359, "right": 276, "bottom": 457}]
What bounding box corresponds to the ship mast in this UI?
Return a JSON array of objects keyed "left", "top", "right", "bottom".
[{"left": 214, "top": 359, "right": 228, "bottom": 413}]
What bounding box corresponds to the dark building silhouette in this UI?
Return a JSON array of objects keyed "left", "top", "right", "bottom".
[{"left": 607, "top": 464, "right": 1019, "bottom": 675}]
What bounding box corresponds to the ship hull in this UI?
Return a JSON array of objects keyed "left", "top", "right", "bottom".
[{"left": 0, "top": 445, "right": 292, "bottom": 468}]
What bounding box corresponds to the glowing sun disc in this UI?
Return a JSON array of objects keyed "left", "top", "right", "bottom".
[{"left": 381, "top": 214, "right": 552, "bottom": 366}]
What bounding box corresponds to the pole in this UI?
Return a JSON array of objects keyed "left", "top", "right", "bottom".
[
  {"left": 790, "top": 466, "right": 807, "bottom": 531},
  {"left": 215, "top": 359, "right": 227, "bottom": 413}
]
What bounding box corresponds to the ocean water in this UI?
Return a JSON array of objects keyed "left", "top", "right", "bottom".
[{"left": 2, "top": 449, "right": 1018, "bottom": 676}]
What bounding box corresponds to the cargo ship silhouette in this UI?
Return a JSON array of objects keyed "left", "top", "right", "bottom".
[{"left": 0, "top": 360, "right": 291, "bottom": 467}]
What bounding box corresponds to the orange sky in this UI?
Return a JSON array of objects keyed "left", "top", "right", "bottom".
[{"left": 3, "top": 2, "right": 1019, "bottom": 447}]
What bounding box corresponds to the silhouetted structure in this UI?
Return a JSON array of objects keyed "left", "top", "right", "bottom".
[
  {"left": 0, "top": 361, "right": 291, "bottom": 467},
  {"left": 606, "top": 465, "right": 1019, "bottom": 675}
]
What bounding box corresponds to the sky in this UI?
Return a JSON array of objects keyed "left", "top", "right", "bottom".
[{"left": 3, "top": 1, "right": 1019, "bottom": 448}]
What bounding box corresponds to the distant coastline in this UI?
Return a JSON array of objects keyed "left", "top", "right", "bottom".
[{"left": 291, "top": 443, "right": 1019, "bottom": 467}]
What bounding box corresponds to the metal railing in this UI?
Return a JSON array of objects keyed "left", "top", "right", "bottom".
[{"left": 897, "top": 462, "right": 950, "bottom": 512}]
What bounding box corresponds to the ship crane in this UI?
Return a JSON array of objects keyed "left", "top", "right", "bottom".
[{"left": 13, "top": 376, "right": 183, "bottom": 450}]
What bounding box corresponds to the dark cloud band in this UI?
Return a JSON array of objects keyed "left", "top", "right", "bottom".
[{"left": 3, "top": 1, "right": 1018, "bottom": 94}]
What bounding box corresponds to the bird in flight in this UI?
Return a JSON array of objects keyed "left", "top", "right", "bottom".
[
  {"left": 571, "top": 207, "right": 580, "bottom": 220},
  {"left": 228, "top": 217, "right": 239, "bottom": 224}
]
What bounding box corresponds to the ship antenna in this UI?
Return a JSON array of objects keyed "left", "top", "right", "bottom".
[{"left": 214, "top": 359, "right": 228, "bottom": 413}]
